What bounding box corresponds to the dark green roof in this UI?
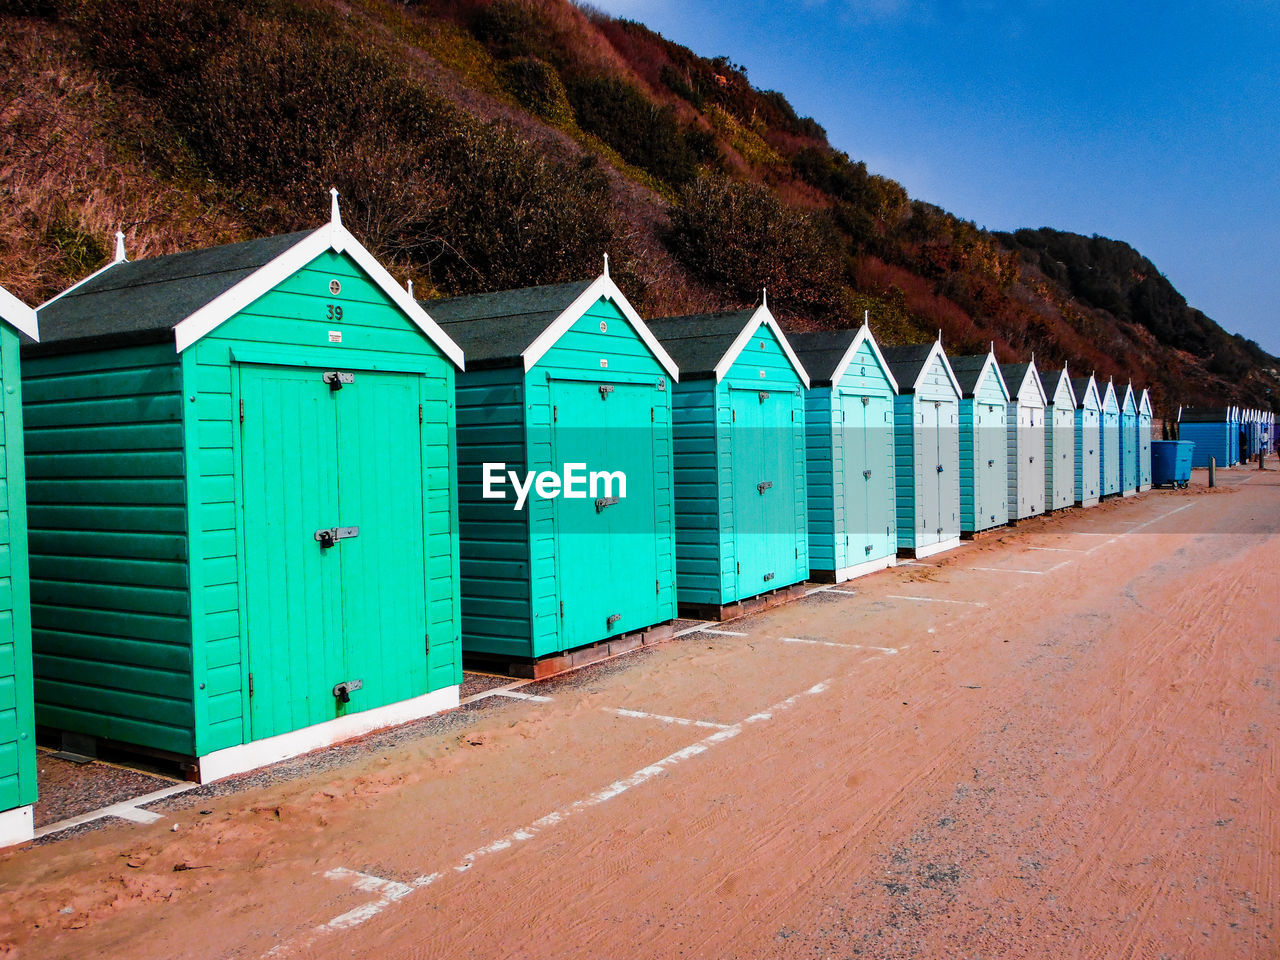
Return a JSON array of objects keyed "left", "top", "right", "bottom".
[
  {"left": 1040, "top": 368, "right": 1068, "bottom": 403},
  {"left": 880, "top": 343, "right": 937, "bottom": 393},
  {"left": 1070, "top": 376, "right": 1095, "bottom": 407},
  {"left": 947, "top": 354, "right": 996, "bottom": 398},
  {"left": 1180, "top": 406, "right": 1233, "bottom": 422},
  {"left": 646, "top": 310, "right": 755, "bottom": 379},
  {"left": 423, "top": 280, "right": 594, "bottom": 369},
  {"left": 34, "top": 230, "right": 315, "bottom": 353},
  {"left": 1000, "top": 363, "right": 1037, "bottom": 398},
  {"left": 790, "top": 329, "right": 859, "bottom": 386}
]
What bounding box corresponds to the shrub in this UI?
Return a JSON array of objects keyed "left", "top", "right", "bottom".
[{"left": 497, "top": 57, "right": 575, "bottom": 128}]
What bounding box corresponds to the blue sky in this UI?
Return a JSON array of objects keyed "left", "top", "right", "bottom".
[{"left": 589, "top": 0, "right": 1280, "bottom": 356}]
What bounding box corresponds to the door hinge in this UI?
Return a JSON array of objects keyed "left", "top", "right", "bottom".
[
  {"left": 651, "top": 406, "right": 654, "bottom": 422},
  {"left": 419, "top": 403, "right": 423, "bottom": 424},
  {"left": 732, "top": 409, "right": 736, "bottom": 423},
  {"left": 795, "top": 547, "right": 799, "bottom": 559},
  {"left": 239, "top": 398, "right": 244, "bottom": 423},
  {"left": 248, "top": 672, "right": 254, "bottom": 697},
  {"left": 737, "top": 562, "right": 741, "bottom": 574},
  {"left": 559, "top": 601, "right": 564, "bottom": 618},
  {"left": 424, "top": 631, "right": 429, "bottom": 653},
  {"left": 655, "top": 579, "right": 660, "bottom": 595},
  {"left": 553, "top": 405, "right": 558, "bottom": 422}
]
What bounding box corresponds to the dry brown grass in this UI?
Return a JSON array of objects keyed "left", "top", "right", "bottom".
[{"left": 0, "top": 19, "right": 246, "bottom": 303}]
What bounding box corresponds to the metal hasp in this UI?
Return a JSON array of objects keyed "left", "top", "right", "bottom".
[
  {"left": 315, "top": 526, "right": 359, "bottom": 548},
  {"left": 863, "top": 469, "right": 872, "bottom": 480},
  {"left": 598, "top": 384, "right": 614, "bottom": 399},
  {"left": 757, "top": 480, "right": 773, "bottom": 494},
  {"left": 323, "top": 370, "right": 354, "bottom": 392},
  {"left": 758, "top": 391, "right": 770, "bottom": 402},
  {"left": 332, "top": 678, "right": 363, "bottom": 703},
  {"left": 606, "top": 613, "right": 622, "bottom": 628},
  {"left": 763, "top": 571, "right": 775, "bottom": 582},
  {"left": 594, "top": 496, "right": 619, "bottom": 513}
]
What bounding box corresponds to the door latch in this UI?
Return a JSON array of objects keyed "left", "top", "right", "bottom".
[
  {"left": 763, "top": 572, "right": 775, "bottom": 582},
  {"left": 863, "top": 469, "right": 872, "bottom": 480},
  {"left": 599, "top": 385, "right": 614, "bottom": 399},
  {"left": 315, "top": 526, "right": 359, "bottom": 548},
  {"left": 607, "top": 613, "right": 621, "bottom": 628},
  {"left": 595, "top": 496, "right": 619, "bottom": 512},
  {"left": 757, "top": 480, "right": 773, "bottom": 494},
  {"left": 758, "top": 391, "right": 770, "bottom": 402},
  {"left": 937, "top": 464, "right": 944, "bottom": 473},
  {"left": 333, "top": 678, "right": 363, "bottom": 703},
  {"left": 323, "top": 371, "right": 354, "bottom": 392}
]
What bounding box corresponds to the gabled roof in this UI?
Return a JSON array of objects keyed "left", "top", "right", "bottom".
[
  {"left": 947, "top": 351, "right": 1008, "bottom": 400},
  {"left": 1070, "top": 374, "right": 1101, "bottom": 410},
  {"left": 1040, "top": 367, "right": 1077, "bottom": 408},
  {"left": 425, "top": 270, "right": 678, "bottom": 379},
  {"left": 791, "top": 324, "right": 898, "bottom": 392},
  {"left": 1137, "top": 388, "right": 1152, "bottom": 416},
  {"left": 880, "top": 340, "right": 961, "bottom": 396},
  {"left": 34, "top": 192, "right": 463, "bottom": 366},
  {"left": 1100, "top": 379, "right": 1119, "bottom": 411},
  {"left": 1179, "top": 406, "right": 1232, "bottom": 422},
  {"left": 0, "top": 285, "right": 38, "bottom": 342},
  {"left": 1120, "top": 382, "right": 1137, "bottom": 412},
  {"left": 999, "top": 361, "right": 1047, "bottom": 406},
  {"left": 648, "top": 299, "right": 810, "bottom": 386}
]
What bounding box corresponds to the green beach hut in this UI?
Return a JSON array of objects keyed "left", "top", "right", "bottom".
[
  {"left": 1001, "top": 361, "right": 1047, "bottom": 521},
  {"left": 648, "top": 297, "right": 810, "bottom": 617},
  {"left": 882, "top": 340, "right": 963, "bottom": 559},
  {"left": 0, "top": 286, "right": 37, "bottom": 847},
  {"left": 948, "top": 350, "right": 1009, "bottom": 535},
  {"left": 426, "top": 266, "right": 679, "bottom": 672},
  {"left": 792, "top": 323, "right": 899, "bottom": 583},
  {"left": 1042, "top": 367, "right": 1077, "bottom": 512},
  {"left": 25, "top": 196, "right": 465, "bottom": 782},
  {"left": 1071, "top": 374, "right": 1102, "bottom": 507}
]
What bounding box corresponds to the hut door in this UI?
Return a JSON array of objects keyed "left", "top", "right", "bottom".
[
  {"left": 730, "top": 386, "right": 797, "bottom": 596},
  {"left": 865, "top": 396, "right": 895, "bottom": 559},
  {"left": 550, "top": 377, "right": 660, "bottom": 648},
  {"left": 919, "top": 402, "right": 942, "bottom": 547},
  {"left": 239, "top": 365, "right": 428, "bottom": 740}
]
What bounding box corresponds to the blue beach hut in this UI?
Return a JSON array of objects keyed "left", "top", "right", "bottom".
[
  {"left": 1120, "top": 384, "right": 1139, "bottom": 496},
  {"left": 948, "top": 350, "right": 1009, "bottom": 535},
  {"left": 1138, "top": 389, "right": 1153, "bottom": 491},
  {"left": 1042, "top": 367, "right": 1077, "bottom": 512},
  {"left": 1071, "top": 374, "right": 1102, "bottom": 507},
  {"left": 1001, "top": 361, "right": 1047, "bottom": 520},
  {"left": 1100, "top": 380, "right": 1121, "bottom": 496}
]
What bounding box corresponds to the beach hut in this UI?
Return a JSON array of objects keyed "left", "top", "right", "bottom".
[
  {"left": 948, "top": 351, "right": 1009, "bottom": 535},
  {"left": 1179, "top": 408, "right": 1233, "bottom": 468},
  {"left": 1042, "top": 367, "right": 1077, "bottom": 512},
  {"left": 1100, "top": 380, "right": 1122, "bottom": 496},
  {"left": 1071, "top": 375, "right": 1102, "bottom": 507},
  {"left": 428, "top": 264, "right": 679, "bottom": 672},
  {"left": 0, "top": 286, "right": 37, "bottom": 847},
  {"left": 23, "top": 197, "right": 466, "bottom": 782},
  {"left": 647, "top": 298, "right": 810, "bottom": 617},
  {"left": 882, "top": 341, "right": 962, "bottom": 558},
  {"left": 1120, "top": 384, "right": 1140, "bottom": 496},
  {"left": 1001, "top": 361, "right": 1047, "bottom": 520},
  {"left": 1229, "top": 406, "right": 1241, "bottom": 465},
  {"left": 1137, "top": 388, "right": 1153, "bottom": 491},
  {"left": 792, "top": 323, "right": 898, "bottom": 582}
]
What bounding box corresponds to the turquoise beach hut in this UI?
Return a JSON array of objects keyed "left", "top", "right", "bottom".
[
  {"left": 648, "top": 297, "right": 810, "bottom": 617},
  {"left": 1100, "top": 380, "right": 1122, "bottom": 496},
  {"left": 1071, "top": 374, "right": 1101, "bottom": 507},
  {"left": 1120, "top": 383, "right": 1139, "bottom": 496},
  {"left": 1042, "top": 367, "right": 1077, "bottom": 513},
  {"left": 1138, "top": 388, "right": 1153, "bottom": 491},
  {"left": 882, "top": 340, "right": 962, "bottom": 559},
  {"left": 1001, "top": 361, "right": 1047, "bottom": 520},
  {"left": 1179, "top": 407, "right": 1233, "bottom": 468},
  {"left": 948, "top": 351, "right": 1009, "bottom": 535},
  {"left": 428, "top": 266, "right": 679, "bottom": 673},
  {"left": 0, "top": 286, "right": 36, "bottom": 847},
  {"left": 793, "top": 323, "right": 898, "bottom": 582}
]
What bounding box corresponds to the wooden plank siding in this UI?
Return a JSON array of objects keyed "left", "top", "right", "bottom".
[
  {"left": 892, "top": 395, "right": 918, "bottom": 551},
  {"left": 23, "top": 343, "right": 194, "bottom": 755},
  {"left": 187, "top": 250, "right": 460, "bottom": 754},
  {"left": 0, "top": 326, "right": 35, "bottom": 813},
  {"left": 959, "top": 365, "right": 1008, "bottom": 534},
  {"left": 1045, "top": 375, "right": 1076, "bottom": 512},
  {"left": 670, "top": 380, "right": 724, "bottom": 605}
]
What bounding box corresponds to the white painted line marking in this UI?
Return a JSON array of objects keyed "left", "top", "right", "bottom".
[
  {"left": 969, "top": 566, "right": 1045, "bottom": 575},
  {"left": 672, "top": 621, "right": 714, "bottom": 638},
  {"left": 320, "top": 869, "right": 414, "bottom": 932},
  {"left": 283, "top": 680, "right": 834, "bottom": 954},
  {"left": 886, "top": 594, "right": 986, "bottom": 607},
  {"left": 804, "top": 584, "right": 833, "bottom": 596},
  {"left": 34, "top": 782, "right": 197, "bottom": 839},
  {"left": 605, "top": 708, "right": 730, "bottom": 730},
  {"left": 700, "top": 628, "right": 748, "bottom": 637},
  {"left": 1027, "top": 546, "right": 1085, "bottom": 553},
  {"left": 897, "top": 561, "right": 931, "bottom": 567},
  {"left": 825, "top": 587, "right": 860, "bottom": 596},
  {"left": 1127, "top": 502, "right": 1195, "bottom": 531},
  {"left": 492, "top": 689, "right": 553, "bottom": 703},
  {"left": 780, "top": 637, "right": 899, "bottom": 655}
]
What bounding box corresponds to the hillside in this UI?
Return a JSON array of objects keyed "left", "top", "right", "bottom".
[{"left": 1, "top": 0, "right": 1275, "bottom": 413}]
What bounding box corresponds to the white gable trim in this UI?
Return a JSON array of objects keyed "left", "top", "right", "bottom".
[
  {"left": 1046, "top": 367, "right": 1076, "bottom": 408},
  {"left": 977, "top": 351, "right": 1010, "bottom": 402},
  {"left": 1076, "top": 375, "right": 1101, "bottom": 411},
  {"left": 917, "top": 339, "right": 962, "bottom": 397},
  {"left": 0, "top": 285, "right": 38, "bottom": 342},
  {"left": 37, "top": 248, "right": 127, "bottom": 312},
  {"left": 1138, "top": 388, "right": 1152, "bottom": 416},
  {"left": 521, "top": 272, "right": 679, "bottom": 380},
  {"left": 172, "top": 226, "right": 464, "bottom": 367},
  {"left": 1101, "top": 380, "right": 1119, "bottom": 412},
  {"left": 831, "top": 324, "right": 899, "bottom": 394},
  {"left": 1013, "top": 359, "right": 1047, "bottom": 407},
  {"left": 712, "top": 304, "right": 811, "bottom": 387}
]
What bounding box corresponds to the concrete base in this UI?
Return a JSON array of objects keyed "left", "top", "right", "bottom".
[
  {"left": 466, "top": 621, "right": 675, "bottom": 680},
  {"left": 1138, "top": 483, "right": 1151, "bottom": 492},
  {"left": 811, "top": 554, "right": 897, "bottom": 585},
  {"left": 909, "top": 536, "right": 963, "bottom": 560},
  {"left": 1121, "top": 489, "right": 1137, "bottom": 497},
  {"left": 1075, "top": 496, "right": 1101, "bottom": 508},
  {"left": 0, "top": 804, "right": 34, "bottom": 848},
  {"left": 197, "top": 685, "right": 460, "bottom": 783},
  {"left": 679, "top": 582, "right": 807, "bottom": 623}
]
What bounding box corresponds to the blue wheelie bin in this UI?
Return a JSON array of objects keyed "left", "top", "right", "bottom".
[{"left": 1152, "top": 440, "right": 1194, "bottom": 488}]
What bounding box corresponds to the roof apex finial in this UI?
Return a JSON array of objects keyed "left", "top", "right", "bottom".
[
  {"left": 761, "top": 286, "right": 768, "bottom": 309},
  {"left": 863, "top": 308, "right": 869, "bottom": 327},
  {"left": 937, "top": 328, "right": 942, "bottom": 344},
  {"left": 330, "top": 187, "right": 341, "bottom": 226},
  {"left": 603, "top": 252, "right": 610, "bottom": 278},
  {"left": 406, "top": 278, "right": 414, "bottom": 298},
  {"left": 114, "top": 230, "right": 126, "bottom": 263}
]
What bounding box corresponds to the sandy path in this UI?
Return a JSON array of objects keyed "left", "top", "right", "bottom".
[{"left": 0, "top": 470, "right": 1275, "bottom": 959}]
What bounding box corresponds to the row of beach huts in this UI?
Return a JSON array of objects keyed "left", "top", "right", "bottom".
[{"left": 0, "top": 198, "right": 1274, "bottom": 846}]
